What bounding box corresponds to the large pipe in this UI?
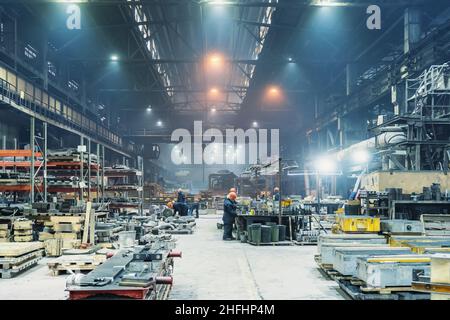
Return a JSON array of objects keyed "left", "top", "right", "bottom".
[{"left": 336, "top": 129, "right": 406, "bottom": 160}]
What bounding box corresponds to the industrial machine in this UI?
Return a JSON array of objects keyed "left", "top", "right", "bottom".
[{"left": 67, "top": 241, "right": 181, "bottom": 300}]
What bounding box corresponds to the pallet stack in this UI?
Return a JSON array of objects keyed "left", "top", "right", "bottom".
[
  {"left": 47, "top": 253, "right": 106, "bottom": 276},
  {"left": 51, "top": 216, "right": 84, "bottom": 240},
  {"left": 0, "top": 242, "right": 44, "bottom": 278},
  {"left": 39, "top": 216, "right": 84, "bottom": 256},
  {"left": 13, "top": 220, "right": 33, "bottom": 242},
  {"left": 0, "top": 224, "right": 10, "bottom": 242}
]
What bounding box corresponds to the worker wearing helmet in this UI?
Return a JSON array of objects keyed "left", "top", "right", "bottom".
[{"left": 222, "top": 192, "right": 237, "bottom": 241}]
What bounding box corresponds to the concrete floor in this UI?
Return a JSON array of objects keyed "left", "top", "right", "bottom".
[
  {"left": 0, "top": 215, "right": 344, "bottom": 300},
  {"left": 170, "top": 215, "right": 344, "bottom": 300}
]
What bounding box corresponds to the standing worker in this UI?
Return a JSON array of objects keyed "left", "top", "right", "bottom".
[
  {"left": 189, "top": 196, "right": 200, "bottom": 218},
  {"left": 222, "top": 192, "right": 237, "bottom": 241},
  {"left": 177, "top": 188, "right": 186, "bottom": 203},
  {"left": 273, "top": 187, "right": 280, "bottom": 201}
]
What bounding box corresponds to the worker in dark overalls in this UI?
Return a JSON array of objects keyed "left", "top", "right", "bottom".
[
  {"left": 222, "top": 192, "right": 237, "bottom": 241},
  {"left": 189, "top": 197, "right": 200, "bottom": 218},
  {"left": 175, "top": 188, "right": 188, "bottom": 216},
  {"left": 273, "top": 187, "right": 280, "bottom": 201}
]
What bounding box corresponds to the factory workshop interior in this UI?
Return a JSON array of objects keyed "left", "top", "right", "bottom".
[{"left": 2, "top": 0, "right": 450, "bottom": 310}]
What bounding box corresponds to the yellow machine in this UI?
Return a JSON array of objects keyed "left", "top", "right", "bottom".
[{"left": 336, "top": 215, "right": 380, "bottom": 233}]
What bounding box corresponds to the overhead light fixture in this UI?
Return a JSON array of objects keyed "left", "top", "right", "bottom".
[
  {"left": 266, "top": 85, "right": 282, "bottom": 101},
  {"left": 211, "top": 107, "right": 217, "bottom": 113},
  {"left": 288, "top": 57, "right": 293, "bottom": 62},
  {"left": 156, "top": 120, "right": 163, "bottom": 127},
  {"left": 110, "top": 54, "right": 119, "bottom": 61},
  {"left": 206, "top": 53, "right": 225, "bottom": 70},
  {"left": 146, "top": 106, "right": 152, "bottom": 112},
  {"left": 209, "top": 87, "right": 219, "bottom": 95},
  {"left": 252, "top": 121, "right": 258, "bottom": 128}
]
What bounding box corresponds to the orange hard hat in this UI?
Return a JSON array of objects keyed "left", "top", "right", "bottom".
[{"left": 228, "top": 192, "right": 237, "bottom": 201}]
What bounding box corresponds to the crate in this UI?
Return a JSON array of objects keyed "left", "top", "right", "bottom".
[{"left": 13, "top": 220, "right": 33, "bottom": 230}]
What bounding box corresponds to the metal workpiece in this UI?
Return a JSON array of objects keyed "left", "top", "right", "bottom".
[
  {"left": 332, "top": 247, "right": 412, "bottom": 276},
  {"left": 356, "top": 255, "right": 431, "bottom": 288},
  {"left": 381, "top": 220, "right": 423, "bottom": 234},
  {"left": 318, "top": 234, "right": 387, "bottom": 253},
  {"left": 319, "top": 243, "right": 387, "bottom": 265},
  {"left": 67, "top": 243, "right": 181, "bottom": 300}
]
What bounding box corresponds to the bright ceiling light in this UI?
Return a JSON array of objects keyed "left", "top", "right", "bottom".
[
  {"left": 156, "top": 120, "right": 162, "bottom": 127},
  {"left": 209, "top": 87, "right": 219, "bottom": 95},
  {"left": 315, "top": 156, "right": 337, "bottom": 173},
  {"left": 288, "top": 57, "right": 293, "bottom": 62},
  {"left": 110, "top": 54, "right": 119, "bottom": 61},
  {"left": 252, "top": 121, "right": 258, "bottom": 128},
  {"left": 146, "top": 106, "right": 152, "bottom": 112},
  {"left": 206, "top": 53, "right": 225, "bottom": 70},
  {"left": 211, "top": 107, "right": 216, "bottom": 113}
]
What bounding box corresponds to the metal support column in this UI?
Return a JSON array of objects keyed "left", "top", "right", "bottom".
[
  {"left": 87, "top": 138, "right": 91, "bottom": 201},
  {"left": 101, "top": 145, "right": 105, "bottom": 203},
  {"left": 278, "top": 158, "right": 282, "bottom": 225},
  {"left": 43, "top": 122, "right": 48, "bottom": 202},
  {"left": 30, "top": 117, "right": 35, "bottom": 204},
  {"left": 137, "top": 156, "right": 144, "bottom": 215},
  {"left": 2, "top": 136, "right": 5, "bottom": 172},
  {"left": 80, "top": 136, "right": 84, "bottom": 202},
  {"left": 96, "top": 144, "right": 100, "bottom": 201}
]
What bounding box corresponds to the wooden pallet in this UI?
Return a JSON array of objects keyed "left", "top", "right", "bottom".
[
  {"left": 26, "top": 212, "right": 83, "bottom": 216},
  {"left": 360, "top": 285, "right": 421, "bottom": 294},
  {"left": 47, "top": 254, "right": 106, "bottom": 276},
  {"left": 0, "top": 256, "right": 41, "bottom": 279},
  {"left": 14, "top": 229, "right": 33, "bottom": 236},
  {"left": 14, "top": 235, "right": 33, "bottom": 242},
  {"left": 247, "top": 241, "right": 294, "bottom": 246},
  {"left": 338, "top": 279, "right": 430, "bottom": 300},
  {"left": 293, "top": 240, "right": 317, "bottom": 246},
  {"left": 0, "top": 242, "right": 43, "bottom": 256},
  {"left": 0, "top": 249, "right": 44, "bottom": 269}
]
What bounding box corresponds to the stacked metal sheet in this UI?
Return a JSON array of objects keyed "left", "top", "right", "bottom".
[
  {"left": 320, "top": 243, "right": 387, "bottom": 265},
  {"left": 356, "top": 255, "right": 431, "bottom": 288},
  {"left": 318, "top": 234, "right": 387, "bottom": 254},
  {"left": 332, "top": 247, "right": 412, "bottom": 276}
]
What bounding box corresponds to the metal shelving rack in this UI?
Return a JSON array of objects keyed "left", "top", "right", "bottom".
[
  {"left": 104, "top": 157, "right": 144, "bottom": 215},
  {"left": 0, "top": 117, "right": 47, "bottom": 203}
]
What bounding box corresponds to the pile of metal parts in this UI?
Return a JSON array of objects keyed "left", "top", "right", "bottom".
[
  {"left": 360, "top": 184, "right": 450, "bottom": 219},
  {"left": 47, "top": 148, "right": 98, "bottom": 163},
  {"left": 315, "top": 228, "right": 450, "bottom": 300},
  {"left": 66, "top": 240, "right": 181, "bottom": 300},
  {"left": 147, "top": 205, "right": 197, "bottom": 235}
]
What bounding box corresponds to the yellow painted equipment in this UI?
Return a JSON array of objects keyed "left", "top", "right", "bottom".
[
  {"left": 366, "top": 256, "right": 431, "bottom": 264},
  {"left": 281, "top": 199, "right": 292, "bottom": 207},
  {"left": 337, "top": 215, "right": 380, "bottom": 233}
]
